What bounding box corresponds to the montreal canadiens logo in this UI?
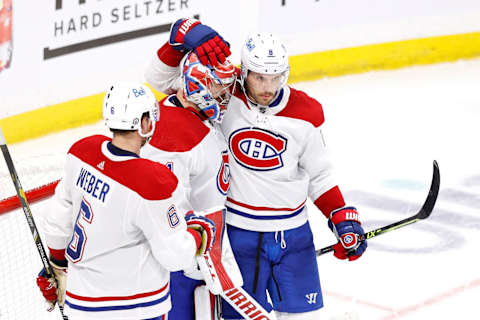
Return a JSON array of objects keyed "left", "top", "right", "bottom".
[
  {"left": 343, "top": 234, "right": 354, "bottom": 244},
  {"left": 229, "top": 127, "right": 287, "bottom": 171},
  {"left": 217, "top": 151, "right": 230, "bottom": 195},
  {"left": 341, "top": 233, "right": 357, "bottom": 248}
]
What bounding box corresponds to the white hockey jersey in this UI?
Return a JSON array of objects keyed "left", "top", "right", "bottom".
[
  {"left": 221, "top": 87, "right": 340, "bottom": 231},
  {"left": 43, "top": 135, "right": 198, "bottom": 320},
  {"left": 144, "top": 42, "right": 346, "bottom": 233},
  {"left": 141, "top": 96, "right": 230, "bottom": 212},
  {"left": 140, "top": 95, "right": 242, "bottom": 287}
]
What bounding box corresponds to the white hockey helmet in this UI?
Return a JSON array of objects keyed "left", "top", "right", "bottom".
[
  {"left": 102, "top": 82, "right": 159, "bottom": 138},
  {"left": 240, "top": 33, "right": 290, "bottom": 86},
  {"left": 181, "top": 51, "right": 237, "bottom": 123}
]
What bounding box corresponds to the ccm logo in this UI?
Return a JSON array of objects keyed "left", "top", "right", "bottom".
[{"left": 229, "top": 128, "right": 287, "bottom": 171}]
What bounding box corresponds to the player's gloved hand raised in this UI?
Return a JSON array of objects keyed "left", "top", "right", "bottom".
[
  {"left": 328, "top": 206, "right": 367, "bottom": 261},
  {"left": 169, "top": 18, "right": 231, "bottom": 66},
  {"left": 36, "top": 256, "right": 68, "bottom": 311},
  {"left": 185, "top": 212, "right": 216, "bottom": 255}
]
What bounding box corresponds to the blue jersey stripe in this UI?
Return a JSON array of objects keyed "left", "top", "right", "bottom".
[
  {"left": 226, "top": 205, "right": 304, "bottom": 220},
  {"left": 65, "top": 292, "right": 170, "bottom": 312}
]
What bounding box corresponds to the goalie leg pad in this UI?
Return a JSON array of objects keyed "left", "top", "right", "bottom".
[{"left": 194, "top": 285, "right": 217, "bottom": 320}]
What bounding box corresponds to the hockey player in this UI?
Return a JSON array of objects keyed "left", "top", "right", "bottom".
[
  {"left": 145, "top": 19, "right": 368, "bottom": 320},
  {"left": 35, "top": 82, "right": 216, "bottom": 320},
  {"left": 142, "top": 19, "right": 242, "bottom": 319},
  {"left": 218, "top": 33, "right": 368, "bottom": 320}
]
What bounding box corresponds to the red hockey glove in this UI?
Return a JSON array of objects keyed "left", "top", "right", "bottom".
[
  {"left": 36, "top": 269, "right": 58, "bottom": 306},
  {"left": 185, "top": 212, "right": 216, "bottom": 255},
  {"left": 36, "top": 255, "right": 68, "bottom": 311},
  {"left": 328, "top": 206, "right": 368, "bottom": 261},
  {"left": 169, "top": 18, "right": 231, "bottom": 66}
]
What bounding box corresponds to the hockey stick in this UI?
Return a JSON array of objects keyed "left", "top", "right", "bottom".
[
  {"left": 316, "top": 160, "right": 440, "bottom": 256},
  {"left": 196, "top": 209, "right": 272, "bottom": 320},
  {"left": 197, "top": 253, "right": 272, "bottom": 320},
  {"left": 0, "top": 128, "right": 68, "bottom": 320}
]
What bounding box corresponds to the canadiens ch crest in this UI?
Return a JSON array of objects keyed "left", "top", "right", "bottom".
[
  {"left": 217, "top": 151, "right": 230, "bottom": 195},
  {"left": 229, "top": 127, "right": 287, "bottom": 171}
]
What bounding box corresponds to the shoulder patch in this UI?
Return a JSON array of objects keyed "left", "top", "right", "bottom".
[
  {"left": 149, "top": 103, "right": 210, "bottom": 152},
  {"left": 276, "top": 87, "right": 325, "bottom": 127}
]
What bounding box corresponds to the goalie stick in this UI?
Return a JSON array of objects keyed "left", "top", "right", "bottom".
[
  {"left": 0, "top": 128, "right": 68, "bottom": 320},
  {"left": 197, "top": 210, "right": 272, "bottom": 320},
  {"left": 316, "top": 160, "right": 440, "bottom": 256},
  {"left": 197, "top": 252, "right": 273, "bottom": 320}
]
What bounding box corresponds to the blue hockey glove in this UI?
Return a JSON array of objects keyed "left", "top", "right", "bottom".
[
  {"left": 169, "top": 18, "right": 231, "bottom": 66},
  {"left": 328, "top": 206, "right": 367, "bottom": 261}
]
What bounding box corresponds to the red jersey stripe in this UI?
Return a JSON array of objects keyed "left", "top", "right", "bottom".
[
  {"left": 66, "top": 282, "right": 169, "bottom": 302},
  {"left": 227, "top": 197, "right": 306, "bottom": 212}
]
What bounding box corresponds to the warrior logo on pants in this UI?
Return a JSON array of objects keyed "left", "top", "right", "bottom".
[{"left": 305, "top": 292, "right": 318, "bottom": 304}]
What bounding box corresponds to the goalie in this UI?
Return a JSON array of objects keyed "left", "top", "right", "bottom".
[{"left": 141, "top": 21, "right": 243, "bottom": 318}]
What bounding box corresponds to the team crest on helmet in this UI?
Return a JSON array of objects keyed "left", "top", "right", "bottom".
[
  {"left": 216, "top": 150, "right": 230, "bottom": 195},
  {"left": 229, "top": 127, "right": 287, "bottom": 171},
  {"left": 245, "top": 37, "right": 255, "bottom": 51}
]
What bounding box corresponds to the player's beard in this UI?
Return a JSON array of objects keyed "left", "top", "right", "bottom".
[{"left": 254, "top": 91, "right": 275, "bottom": 105}]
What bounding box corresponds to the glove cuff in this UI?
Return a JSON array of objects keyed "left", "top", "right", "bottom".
[
  {"left": 329, "top": 206, "right": 360, "bottom": 225},
  {"left": 169, "top": 18, "right": 201, "bottom": 47},
  {"left": 187, "top": 228, "right": 203, "bottom": 252}
]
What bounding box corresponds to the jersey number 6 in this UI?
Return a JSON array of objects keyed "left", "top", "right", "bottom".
[{"left": 67, "top": 198, "right": 94, "bottom": 263}]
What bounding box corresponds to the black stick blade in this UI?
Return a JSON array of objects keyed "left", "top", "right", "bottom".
[
  {"left": 416, "top": 160, "right": 440, "bottom": 220},
  {"left": 316, "top": 160, "right": 441, "bottom": 257}
]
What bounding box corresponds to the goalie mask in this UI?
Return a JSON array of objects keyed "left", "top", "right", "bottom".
[
  {"left": 181, "top": 51, "right": 237, "bottom": 123},
  {"left": 102, "top": 82, "right": 159, "bottom": 138},
  {"left": 240, "top": 33, "right": 290, "bottom": 95}
]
